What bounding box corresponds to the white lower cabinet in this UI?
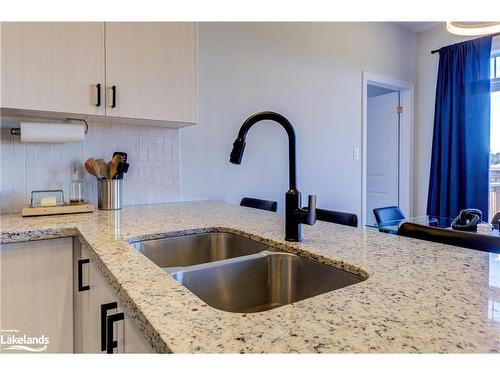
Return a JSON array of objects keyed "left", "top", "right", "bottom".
[
  {"left": 0, "top": 237, "right": 152, "bottom": 354},
  {"left": 73, "top": 239, "right": 152, "bottom": 353},
  {"left": 0, "top": 238, "right": 74, "bottom": 353}
]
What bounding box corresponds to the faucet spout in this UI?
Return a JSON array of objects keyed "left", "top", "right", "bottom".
[
  {"left": 229, "top": 111, "right": 316, "bottom": 242},
  {"left": 230, "top": 111, "right": 297, "bottom": 190}
]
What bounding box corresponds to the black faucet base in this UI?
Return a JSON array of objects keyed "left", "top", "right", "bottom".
[{"left": 285, "top": 189, "right": 302, "bottom": 242}]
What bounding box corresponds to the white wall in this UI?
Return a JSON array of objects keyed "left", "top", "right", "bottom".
[
  {"left": 181, "top": 22, "right": 416, "bottom": 217},
  {"left": 0, "top": 118, "right": 180, "bottom": 213},
  {"left": 414, "top": 24, "right": 471, "bottom": 215}
]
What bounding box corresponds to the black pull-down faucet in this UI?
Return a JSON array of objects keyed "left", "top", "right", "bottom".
[{"left": 229, "top": 111, "right": 316, "bottom": 242}]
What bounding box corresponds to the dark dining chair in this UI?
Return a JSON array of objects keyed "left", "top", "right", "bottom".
[
  {"left": 373, "top": 206, "right": 405, "bottom": 226},
  {"left": 303, "top": 207, "right": 358, "bottom": 227},
  {"left": 492, "top": 212, "right": 500, "bottom": 229},
  {"left": 240, "top": 197, "right": 278, "bottom": 212},
  {"left": 397, "top": 222, "right": 500, "bottom": 254}
]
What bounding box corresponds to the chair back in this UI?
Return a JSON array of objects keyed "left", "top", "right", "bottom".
[
  {"left": 305, "top": 207, "right": 358, "bottom": 227},
  {"left": 240, "top": 197, "right": 277, "bottom": 212},
  {"left": 397, "top": 222, "right": 500, "bottom": 254},
  {"left": 373, "top": 206, "right": 405, "bottom": 225}
]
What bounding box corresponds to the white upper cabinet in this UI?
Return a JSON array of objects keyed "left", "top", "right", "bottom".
[
  {"left": 0, "top": 22, "right": 198, "bottom": 126},
  {"left": 105, "top": 22, "right": 197, "bottom": 123},
  {"left": 1, "top": 22, "right": 105, "bottom": 115}
]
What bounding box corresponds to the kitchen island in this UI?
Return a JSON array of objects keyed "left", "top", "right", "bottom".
[{"left": 1, "top": 201, "right": 499, "bottom": 353}]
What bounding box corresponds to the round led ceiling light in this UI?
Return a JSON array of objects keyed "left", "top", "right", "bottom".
[{"left": 446, "top": 21, "right": 500, "bottom": 36}]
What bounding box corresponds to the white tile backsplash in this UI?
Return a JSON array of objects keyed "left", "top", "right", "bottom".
[
  {"left": 49, "top": 143, "right": 60, "bottom": 160},
  {"left": 0, "top": 116, "right": 180, "bottom": 213},
  {"left": 38, "top": 143, "right": 50, "bottom": 160},
  {"left": 25, "top": 143, "right": 37, "bottom": 160}
]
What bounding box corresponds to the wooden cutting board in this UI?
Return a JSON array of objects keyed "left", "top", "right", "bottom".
[{"left": 21, "top": 203, "right": 95, "bottom": 217}]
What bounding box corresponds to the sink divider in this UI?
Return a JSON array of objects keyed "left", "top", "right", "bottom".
[{"left": 164, "top": 250, "right": 283, "bottom": 280}]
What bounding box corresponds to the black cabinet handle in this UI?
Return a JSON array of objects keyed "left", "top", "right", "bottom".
[
  {"left": 111, "top": 85, "right": 116, "bottom": 108},
  {"left": 77, "top": 259, "right": 90, "bottom": 292},
  {"left": 96, "top": 83, "right": 101, "bottom": 107},
  {"left": 100, "top": 302, "right": 117, "bottom": 351},
  {"left": 106, "top": 312, "right": 124, "bottom": 354}
]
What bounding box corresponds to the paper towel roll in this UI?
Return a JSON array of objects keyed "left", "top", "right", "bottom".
[{"left": 20, "top": 122, "right": 85, "bottom": 143}]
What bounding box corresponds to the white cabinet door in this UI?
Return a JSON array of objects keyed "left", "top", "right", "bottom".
[
  {"left": 74, "top": 241, "right": 152, "bottom": 353},
  {"left": 0, "top": 22, "right": 105, "bottom": 115},
  {"left": 87, "top": 250, "right": 120, "bottom": 353},
  {"left": 0, "top": 238, "right": 73, "bottom": 353},
  {"left": 73, "top": 242, "right": 118, "bottom": 353},
  {"left": 88, "top": 258, "right": 153, "bottom": 353},
  {"left": 122, "top": 306, "right": 154, "bottom": 354},
  {"left": 105, "top": 22, "right": 197, "bottom": 123},
  {"left": 73, "top": 238, "right": 92, "bottom": 353}
]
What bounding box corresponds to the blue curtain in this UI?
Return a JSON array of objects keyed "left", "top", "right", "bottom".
[{"left": 427, "top": 36, "right": 492, "bottom": 218}]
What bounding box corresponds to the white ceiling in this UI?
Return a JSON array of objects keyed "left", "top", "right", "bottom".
[{"left": 393, "top": 22, "right": 441, "bottom": 33}]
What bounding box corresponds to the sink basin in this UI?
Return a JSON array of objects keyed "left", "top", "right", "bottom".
[
  {"left": 171, "top": 251, "right": 365, "bottom": 313},
  {"left": 132, "top": 232, "right": 273, "bottom": 268},
  {"left": 133, "top": 231, "right": 366, "bottom": 313}
]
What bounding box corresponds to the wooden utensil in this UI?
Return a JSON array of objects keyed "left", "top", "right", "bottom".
[
  {"left": 95, "top": 159, "right": 109, "bottom": 179},
  {"left": 84, "top": 158, "right": 99, "bottom": 178},
  {"left": 109, "top": 154, "right": 123, "bottom": 179},
  {"left": 112, "top": 152, "right": 128, "bottom": 179}
]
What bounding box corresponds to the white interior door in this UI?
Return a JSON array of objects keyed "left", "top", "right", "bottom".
[{"left": 366, "top": 91, "right": 400, "bottom": 224}]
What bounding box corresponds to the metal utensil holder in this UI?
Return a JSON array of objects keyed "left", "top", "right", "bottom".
[{"left": 97, "top": 179, "right": 122, "bottom": 210}]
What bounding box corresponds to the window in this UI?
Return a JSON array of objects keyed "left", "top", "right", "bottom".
[
  {"left": 491, "top": 54, "right": 500, "bottom": 90},
  {"left": 490, "top": 53, "right": 500, "bottom": 222}
]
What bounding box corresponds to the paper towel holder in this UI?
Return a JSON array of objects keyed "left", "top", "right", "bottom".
[{"left": 10, "top": 118, "right": 89, "bottom": 136}]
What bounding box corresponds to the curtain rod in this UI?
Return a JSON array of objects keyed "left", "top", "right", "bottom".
[{"left": 430, "top": 32, "right": 500, "bottom": 54}]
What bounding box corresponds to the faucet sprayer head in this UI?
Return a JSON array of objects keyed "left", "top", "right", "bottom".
[{"left": 229, "top": 137, "right": 246, "bottom": 164}]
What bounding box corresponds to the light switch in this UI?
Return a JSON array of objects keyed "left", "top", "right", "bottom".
[{"left": 353, "top": 147, "right": 359, "bottom": 160}]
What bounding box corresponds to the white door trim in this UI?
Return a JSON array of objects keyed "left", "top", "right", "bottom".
[{"left": 361, "top": 71, "right": 415, "bottom": 227}]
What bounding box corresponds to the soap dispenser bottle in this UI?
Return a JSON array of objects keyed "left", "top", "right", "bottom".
[{"left": 70, "top": 162, "right": 84, "bottom": 204}]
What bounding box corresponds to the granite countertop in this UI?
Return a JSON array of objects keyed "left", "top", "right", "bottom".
[{"left": 1, "top": 201, "right": 499, "bottom": 353}]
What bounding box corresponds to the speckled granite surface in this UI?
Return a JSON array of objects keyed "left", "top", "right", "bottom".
[{"left": 1, "top": 201, "right": 499, "bottom": 353}]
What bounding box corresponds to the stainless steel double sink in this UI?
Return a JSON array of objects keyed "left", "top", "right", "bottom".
[{"left": 132, "top": 232, "right": 365, "bottom": 313}]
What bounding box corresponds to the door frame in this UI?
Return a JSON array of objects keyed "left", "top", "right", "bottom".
[{"left": 361, "top": 72, "right": 415, "bottom": 227}]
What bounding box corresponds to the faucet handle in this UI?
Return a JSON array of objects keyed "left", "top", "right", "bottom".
[{"left": 306, "top": 195, "right": 317, "bottom": 225}]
